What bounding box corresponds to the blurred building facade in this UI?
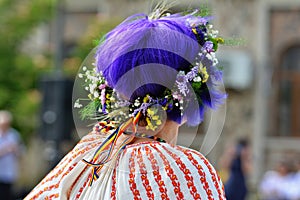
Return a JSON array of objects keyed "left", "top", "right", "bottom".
[{"left": 23, "top": 0, "right": 300, "bottom": 195}]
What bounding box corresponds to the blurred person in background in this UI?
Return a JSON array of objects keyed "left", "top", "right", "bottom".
[
  {"left": 218, "top": 141, "right": 237, "bottom": 184},
  {"left": 224, "top": 139, "right": 252, "bottom": 200},
  {"left": 292, "top": 159, "right": 300, "bottom": 199},
  {"left": 0, "top": 110, "right": 21, "bottom": 200},
  {"left": 259, "top": 159, "right": 299, "bottom": 200}
]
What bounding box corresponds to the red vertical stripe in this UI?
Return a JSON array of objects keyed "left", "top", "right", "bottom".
[
  {"left": 128, "top": 148, "right": 142, "bottom": 200},
  {"left": 162, "top": 145, "right": 202, "bottom": 200},
  {"left": 144, "top": 145, "right": 170, "bottom": 200},
  {"left": 137, "top": 148, "right": 155, "bottom": 199},
  {"left": 150, "top": 143, "right": 184, "bottom": 200},
  {"left": 110, "top": 166, "right": 117, "bottom": 200}
]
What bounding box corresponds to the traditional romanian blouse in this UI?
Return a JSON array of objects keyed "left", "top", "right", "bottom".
[{"left": 25, "top": 130, "right": 226, "bottom": 200}]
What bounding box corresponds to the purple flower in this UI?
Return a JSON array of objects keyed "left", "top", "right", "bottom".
[
  {"left": 132, "top": 102, "right": 151, "bottom": 116},
  {"left": 186, "top": 65, "right": 199, "bottom": 81},
  {"left": 100, "top": 89, "right": 106, "bottom": 113},
  {"left": 176, "top": 78, "right": 189, "bottom": 97},
  {"left": 187, "top": 17, "right": 208, "bottom": 27},
  {"left": 203, "top": 41, "right": 214, "bottom": 53},
  {"left": 99, "top": 84, "right": 106, "bottom": 90}
]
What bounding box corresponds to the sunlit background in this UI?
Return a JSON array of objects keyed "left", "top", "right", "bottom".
[{"left": 0, "top": 0, "right": 300, "bottom": 199}]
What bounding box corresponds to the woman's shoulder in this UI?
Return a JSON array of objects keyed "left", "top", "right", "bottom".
[
  {"left": 120, "top": 142, "right": 226, "bottom": 199},
  {"left": 124, "top": 141, "right": 216, "bottom": 169}
]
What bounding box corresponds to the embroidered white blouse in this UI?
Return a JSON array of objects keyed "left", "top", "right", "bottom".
[{"left": 25, "top": 131, "right": 226, "bottom": 200}]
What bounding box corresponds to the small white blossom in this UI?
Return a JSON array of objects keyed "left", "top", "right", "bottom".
[
  {"left": 193, "top": 76, "right": 202, "bottom": 82},
  {"left": 213, "top": 59, "right": 219, "bottom": 65},
  {"left": 93, "top": 91, "right": 99, "bottom": 98},
  {"left": 82, "top": 66, "right": 87, "bottom": 71},
  {"left": 206, "top": 54, "right": 213, "bottom": 60},
  {"left": 89, "top": 83, "right": 97, "bottom": 93},
  {"left": 78, "top": 73, "right": 83, "bottom": 78},
  {"left": 74, "top": 101, "right": 83, "bottom": 108}
]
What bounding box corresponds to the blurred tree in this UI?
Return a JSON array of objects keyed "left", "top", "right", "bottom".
[
  {"left": 0, "top": 0, "right": 55, "bottom": 142},
  {"left": 63, "top": 17, "right": 123, "bottom": 76},
  {"left": 0, "top": 0, "right": 123, "bottom": 142}
]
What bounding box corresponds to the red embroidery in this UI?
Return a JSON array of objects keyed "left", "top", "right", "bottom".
[
  {"left": 110, "top": 159, "right": 118, "bottom": 200},
  {"left": 137, "top": 148, "right": 155, "bottom": 199},
  {"left": 44, "top": 193, "right": 59, "bottom": 200},
  {"left": 162, "top": 145, "right": 201, "bottom": 200},
  {"left": 145, "top": 145, "right": 170, "bottom": 200},
  {"left": 128, "top": 149, "right": 142, "bottom": 200},
  {"left": 150, "top": 143, "right": 183, "bottom": 200},
  {"left": 28, "top": 140, "right": 103, "bottom": 200},
  {"left": 196, "top": 152, "right": 225, "bottom": 199},
  {"left": 74, "top": 173, "right": 91, "bottom": 200}
]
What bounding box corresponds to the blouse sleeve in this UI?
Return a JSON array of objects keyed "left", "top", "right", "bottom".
[
  {"left": 24, "top": 131, "right": 107, "bottom": 200},
  {"left": 175, "top": 145, "right": 226, "bottom": 199}
]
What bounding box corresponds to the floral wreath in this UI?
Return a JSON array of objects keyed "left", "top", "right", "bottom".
[{"left": 74, "top": 11, "right": 224, "bottom": 131}]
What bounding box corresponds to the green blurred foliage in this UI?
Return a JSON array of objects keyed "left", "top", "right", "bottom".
[
  {"left": 63, "top": 17, "right": 123, "bottom": 76},
  {"left": 0, "top": 0, "right": 122, "bottom": 142},
  {"left": 0, "top": 0, "right": 54, "bottom": 142}
]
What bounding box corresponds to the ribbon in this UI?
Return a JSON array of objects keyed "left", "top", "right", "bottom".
[{"left": 83, "top": 111, "right": 142, "bottom": 186}]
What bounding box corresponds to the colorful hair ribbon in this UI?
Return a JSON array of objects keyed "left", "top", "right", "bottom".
[{"left": 82, "top": 111, "right": 142, "bottom": 186}]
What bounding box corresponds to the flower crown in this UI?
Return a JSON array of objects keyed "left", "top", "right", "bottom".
[{"left": 74, "top": 10, "right": 225, "bottom": 131}]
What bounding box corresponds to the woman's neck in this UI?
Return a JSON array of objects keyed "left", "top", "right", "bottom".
[{"left": 132, "top": 120, "right": 179, "bottom": 145}]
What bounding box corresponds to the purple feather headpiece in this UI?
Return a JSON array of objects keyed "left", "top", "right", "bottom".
[{"left": 77, "top": 10, "right": 226, "bottom": 128}]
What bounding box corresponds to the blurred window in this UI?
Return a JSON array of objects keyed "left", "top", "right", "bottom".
[{"left": 276, "top": 46, "right": 300, "bottom": 136}]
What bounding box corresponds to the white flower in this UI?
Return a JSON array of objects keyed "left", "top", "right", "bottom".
[
  {"left": 193, "top": 76, "right": 202, "bottom": 82},
  {"left": 85, "top": 86, "right": 89, "bottom": 91},
  {"left": 74, "top": 101, "right": 83, "bottom": 108},
  {"left": 78, "top": 73, "right": 83, "bottom": 78},
  {"left": 206, "top": 53, "right": 213, "bottom": 60},
  {"left": 82, "top": 66, "right": 87, "bottom": 71},
  {"left": 93, "top": 91, "right": 99, "bottom": 98},
  {"left": 213, "top": 58, "right": 219, "bottom": 65}
]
